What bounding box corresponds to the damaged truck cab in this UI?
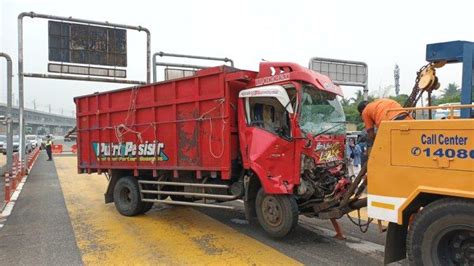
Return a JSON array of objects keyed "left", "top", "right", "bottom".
[
  {"left": 75, "top": 61, "right": 350, "bottom": 238},
  {"left": 237, "top": 63, "right": 349, "bottom": 236}
]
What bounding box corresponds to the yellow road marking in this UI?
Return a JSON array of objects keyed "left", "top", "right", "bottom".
[{"left": 55, "top": 156, "right": 301, "bottom": 265}]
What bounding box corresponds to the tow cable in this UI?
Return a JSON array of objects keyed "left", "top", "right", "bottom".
[{"left": 346, "top": 209, "right": 373, "bottom": 233}]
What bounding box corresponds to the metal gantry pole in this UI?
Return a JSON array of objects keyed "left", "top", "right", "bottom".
[
  {"left": 18, "top": 15, "right": 26, "bottom": 173},
  {"left": 17, "top": 11, "right": 152, "bottom": 173},
  {"left": 1, "top": 52, "right": 13, "bottom": 201}
]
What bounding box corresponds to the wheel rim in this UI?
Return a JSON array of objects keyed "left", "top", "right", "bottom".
[
  {"left": 119, "top": 186, "right": 132, "bottom": 205},
  {"left": 261, "top": 196, "right": 283, "bottom": 227},
  {"left": 434, "top": 227, "right": 474, "bottom": 265}
]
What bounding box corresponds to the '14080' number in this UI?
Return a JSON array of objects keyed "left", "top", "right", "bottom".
[{"left": 423, "top": 148, "right": 474, "bottom": 159}]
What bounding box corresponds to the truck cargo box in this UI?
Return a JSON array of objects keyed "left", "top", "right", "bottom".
[{"left": 75, "top": 66, "right": 257, "bottom": 179}]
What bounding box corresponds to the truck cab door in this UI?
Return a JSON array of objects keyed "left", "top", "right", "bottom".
[{"left": 238, "top": 85, "right": 297, "bottom": 194}]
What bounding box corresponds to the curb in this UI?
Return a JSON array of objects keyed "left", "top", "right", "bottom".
[{"left": 0, "top": 151, "right": 40, "bottom": 230}]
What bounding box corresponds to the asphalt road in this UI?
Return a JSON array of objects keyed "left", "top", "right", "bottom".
[
  {"left": 200, "top": 203, "right": 386, "bottom": 265},
  {"left": 0, "top": 143, "right": 406, "bottom": 265}
]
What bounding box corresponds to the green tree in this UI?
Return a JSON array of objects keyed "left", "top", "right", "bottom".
[
  {"left": 389, "top": 94, "right": 409, "bottom": 105},
  {"left": 440, "top": 83, "right": 460, "bottom": 98},
  {"left": 350, "top": 90, "right": 365, "bottom": 103},
  {"left": 342, "top": 89, "right": 373, "bottom": 130},
  {"left": 432, "top": 83, "right": 461, "bottom": 105}
]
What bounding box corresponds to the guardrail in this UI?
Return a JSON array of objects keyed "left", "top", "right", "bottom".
[
  {"left": 4, "top": 146, "right": 40, "bottom": 203},
  {"left": 51, "top": 144, "right": 77, "bottom": 154}
]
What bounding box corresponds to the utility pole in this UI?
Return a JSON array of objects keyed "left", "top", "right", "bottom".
[
  {"left": 33, "top": 99, "right": 36, "bottom": 110},
  {"left": 49, "top": 104, "right": 51, "bottom": 113},
  {"left": 394, "top": 64, "right": 400, "bottom": 96}
]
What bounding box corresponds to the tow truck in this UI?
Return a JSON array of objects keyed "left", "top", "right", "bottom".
[{"left": 367, "top": 41, "right": 474, "bottom": 265}]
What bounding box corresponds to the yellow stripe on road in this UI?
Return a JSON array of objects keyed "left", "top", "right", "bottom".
[{"left": 55, "top": 157, "right": 300, "bottom": 265}]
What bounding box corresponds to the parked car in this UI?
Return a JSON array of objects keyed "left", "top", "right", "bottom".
[
  {"left": 26, "top": 135, "right": 38, "bottom": 148},
  {"left": 0, "top": 135, "right": 6, "bottom": 154},
  {"left": 36, "top": 136, "right": 44, "bottom": 149},
  {"left": 1, "top": 135, "right": 32, "bottom": 155}
]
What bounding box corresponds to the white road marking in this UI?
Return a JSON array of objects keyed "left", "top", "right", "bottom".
[
  {"left": 227, "top": 200, "right": 392, "bottom": 263},
  {"left": 1, "top": 175, "right": 28, "bottom": 219},
  {"left": 299, "top": 218, "right": 387, "bottom": 263},
  {"left": 0, "top": 153, "right": 39, "bottom": 229}
]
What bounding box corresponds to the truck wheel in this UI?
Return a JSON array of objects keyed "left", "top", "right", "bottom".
[
  {"left": 138, "top": 180, "right": 155, "bottom": 214},
  {"left": 407, "top": 198, "right": 474, "bottom": 265},
  {"left": 141, "top": 202, "right": 154, "bottom": 214},
  {"left": 113, "top": 176, "right": 146, "bottom": 216},
  {"left": 255, "top": 188, "right": 298, "bottom": 238},
  {"left": 169, "top": 186, "right": 195, "bottom": 202}
]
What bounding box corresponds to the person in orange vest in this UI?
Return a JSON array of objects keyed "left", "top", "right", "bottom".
[
  {"left": 357, "top": 99, "right": 412, "bottom": 145},
  {"left": 45, "top": 135, "right": 53, "bottom": 161}
]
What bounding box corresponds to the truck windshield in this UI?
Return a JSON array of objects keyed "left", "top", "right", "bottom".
[{"left": 300, "top": 83, "right": 346, "bottom": 136}]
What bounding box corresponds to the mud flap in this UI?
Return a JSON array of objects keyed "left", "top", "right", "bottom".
[
  {"left": 104, "top": 174, "right": 118, "bottom": 204},
  {"left": 384, "top": 222, "right": 407, "bottom": 264},
  {"left": 244, "top": 174, "right": 258, "bottom": 221}
]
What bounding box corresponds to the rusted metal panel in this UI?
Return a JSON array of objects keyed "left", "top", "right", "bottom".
[{"left": 49, "top": 21, "right": 127, "bottom": 67}]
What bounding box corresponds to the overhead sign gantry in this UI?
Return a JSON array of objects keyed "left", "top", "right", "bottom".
[{"left": 17, "top": 11, "right": 151, "bottom": 171}]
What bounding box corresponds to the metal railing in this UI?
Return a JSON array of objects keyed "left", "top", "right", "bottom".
[
  {"left": 386, "top": 104, "right": 474, "bottom": 119},
  {"left": 153, "top": 51, "right": 234, "bottom": 82},
  {"left": 4, "top": 146, "right": 40, "bottom": 203}
]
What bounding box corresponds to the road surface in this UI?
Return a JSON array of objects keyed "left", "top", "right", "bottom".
[{"left": 0, "top": 151, "right": 405, "bottom": 265}]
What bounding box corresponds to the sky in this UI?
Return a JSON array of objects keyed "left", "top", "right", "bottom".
[{"left": 1, "top": 0, "right": 473, "bottom": 116}]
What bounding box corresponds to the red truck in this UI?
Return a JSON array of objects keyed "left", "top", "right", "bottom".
[{"left": 75, "top": 62, "right": 352, "bottom": 237}]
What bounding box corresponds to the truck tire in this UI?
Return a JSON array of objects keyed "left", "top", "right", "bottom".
[
  {"left": 138, "top": 180, "right": 155, "bottom": 214},
  {"left": 140, "top": 202, "right": 154, "bottom": 214},
  {"left": 169, "top": 186, "right": 195, "bottom": 202},
  {"left": 407, "top": 198, "right": 474, "bottom": 266},
  {"left": 113, "top": 176, "right": 146, "bottom": 216},
  {"left": 255, "top": 188, "right": 299, "bottom": 238}
]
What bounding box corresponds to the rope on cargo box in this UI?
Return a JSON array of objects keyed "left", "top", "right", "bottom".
[
  {"left": 124, "top": 86, "right": 139, "bottom": 126},
  {"left": 198, "top": 98, "right": 226, "bottom": 159},
  {"left": 114, "top": 86, "right": 145, "bottom": 143},
  {"left": 115, "top": 124, "right": 145, "bottom": 143}
]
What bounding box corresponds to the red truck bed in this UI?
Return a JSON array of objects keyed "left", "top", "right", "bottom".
[{"left": 75, "top": 66, "right": 256, "bottom": 179}]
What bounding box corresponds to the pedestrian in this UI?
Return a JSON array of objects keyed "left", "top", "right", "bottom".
[
  {"left": 45, "top": 135, "right": 53, "bottom": 161},
  {"left": 357, "top": 99, "right": 412, "bottom": 145},
  {"left": 346, "top": 138, "right": 361, "bottom": 178},
  {"left": 352, "top": 139, "right": 362, "bottom": 172},
  {"left": 358, "top": 135, "right": 368, "bottom": 167}
]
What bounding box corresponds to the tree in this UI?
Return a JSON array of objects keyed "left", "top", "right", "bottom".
[
  {"left": 342, "top": 89, "right": 374, "bottom": 130},
  {"left": 432, "top": 83, "right": 461, "bottom": 105},
  {"left": 440, "top": 83, "right": 460, "bottom": 98},
  {"left": 389, "top": 94, "right": 409, "bottom": 105},
  {"left": 350, "top": 90, "right": 365, "bottom": 103}
]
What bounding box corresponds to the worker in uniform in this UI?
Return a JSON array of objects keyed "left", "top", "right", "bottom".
[
  {"left": 357, "top": 99, "right": 412, "bottom": 145},
  {"left": 45, "top": 135, "right": 53, "bottom": 161}
]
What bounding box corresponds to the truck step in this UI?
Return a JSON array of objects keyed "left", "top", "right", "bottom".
[
  {"left": 141, "top": 199, "right": 235, "bottom": 210},
  {"left": 138, "top": 180, "right": 229, "bottom": 189},
  {"left": 140, "top": 189, "right": 238, "bottom": 200},
  {"left": 138, "top": 179, "right": 236, "bottom": 210}
]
